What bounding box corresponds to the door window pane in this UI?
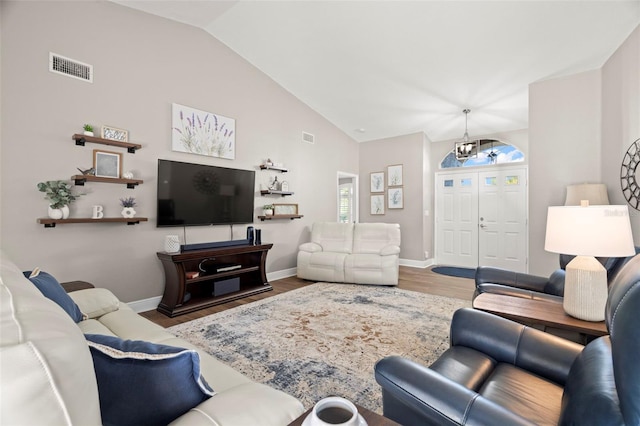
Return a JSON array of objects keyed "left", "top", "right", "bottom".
[
  {"left": 505, "top": 176, "right": 519, "bottom": 185},
  {"left": 444, "top": 179, "right": 454, "bottom": 187}
]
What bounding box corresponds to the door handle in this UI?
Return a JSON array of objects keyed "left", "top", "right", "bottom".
[{"left": 479, "top": 224, "right": 487, "bottom": 229}]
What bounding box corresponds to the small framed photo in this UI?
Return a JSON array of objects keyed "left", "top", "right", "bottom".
[
  {"left": 387, "top": 164, "right": 403, "bottom": 187},
  {"left": 280, "top": 181, "right": 290, "bottom": 192},
  {"left": 371, "top": 194, "right": 385, "bottom": 215},
  {"left": 370, "top": 171, "right": 385, "bottom": 193},
  {"left": 388, "top": 187, "right": 404, "bottom": 209},
  {"left": 273, "top": 203, "right": 298, "bottom": 215},
  {"left": 93, "top": 149, "right": 122, "bottom": 178},
  {"left": 101, "top": 125, "right": 129, "bottom": 142}
]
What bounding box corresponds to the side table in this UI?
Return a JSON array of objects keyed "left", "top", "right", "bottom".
[
  {"left": 288, "top": 403, "right": 400, "bottom": 426},
  {"left": 61, "top": 280, "right": 95, "bottom": 293},
  {"left": 473, "top": 293, "right": 607, "bottom": 339}
]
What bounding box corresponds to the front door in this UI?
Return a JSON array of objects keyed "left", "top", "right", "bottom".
[
  {"left": 435, "top": 166, "right": 528, "bottom": 272},
  {"left": 478, "top": 168, "right": 528, "bottom": 271},
  {"left": 435, "top": 172, "right": 479, "bottom": 268}
]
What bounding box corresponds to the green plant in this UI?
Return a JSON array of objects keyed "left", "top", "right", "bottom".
[
  {"left": 83, "top": 124, "right": 94, "bottom": 132},
  {"left": 37, "top": 180, "right": 83, "bottom": 209},
  {"left": 263, "top": 204, "right": 274, "bottom": 210},
  {"left": 120, "top": 197, "right": 137, "bottom": 208}
]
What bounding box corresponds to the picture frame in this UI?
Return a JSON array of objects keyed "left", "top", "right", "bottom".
[
  {"left": 101, "top": 125, "right": 129, "bottom": 142},
  {"left": 172, "top": 103, "right": 236, "bottom": 160},
  {"left": 388, "top": 187, "right": 404, "bottom": 209},
  {"left": 371, "top": 194, "right": 385, "bottom": 215},
  {"left": 93, "top": 149, "right": 122, "bottom": 179},
  {"left": 387, "top": 164, "right": 403, "bottom": 187},
  {"left": 280, "top": 181, "right": 290, "bottom": 192},
  {"left": 273, "top": 203, "right": 298, "bottom": 215},
  {"left": 370, "top": 171, "right": 385, "bottom": 193}
]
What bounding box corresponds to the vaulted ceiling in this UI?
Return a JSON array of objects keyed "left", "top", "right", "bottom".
[{"left": 113, "top": 1, "right": 640, "bottom": 142}]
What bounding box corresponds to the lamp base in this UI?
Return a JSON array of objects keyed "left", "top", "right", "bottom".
[{"left": 563, "top": 256, "right": 607, "bottom": 322}]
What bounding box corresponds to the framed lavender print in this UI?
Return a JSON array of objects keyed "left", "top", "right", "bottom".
[
  {"left": 172, "top": 103, "right": 235, "bottom": 159},
  {"left": 370, "top": 171, "right": 384, "bottom": 193},
  {"left": 387, "top": 164, "right": 403, "bottom": 187},
  {"left": 371, "top": 194, "right": 385, "bottom": 215},
  {"left": 388, "top": 187, "right": 403, "bottom": 209}
]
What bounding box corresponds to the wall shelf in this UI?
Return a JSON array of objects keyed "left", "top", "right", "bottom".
[
  {"left": 260, "top": 190, "right": 294, "bottom": 197},
  {"left": 257, "top": 214, "right": 303, "bottom": 221},
  {"left": 71, "top": 174, "right": 143, "bottom": 189},
  {"left": 259, "top": 164, "right": 288, "bottom": 173},
  {"left": 72, "top": 133, "right": 142, "bottom": 153},
  {"left": 37, "top": 217, "right": 148, "bottom": 228}
]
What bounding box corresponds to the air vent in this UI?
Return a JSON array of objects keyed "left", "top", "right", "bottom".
[
  {"left": 49, "top": 52, "right": 93, "bottom": 83},
  {"left": 302, "top": 131, "right": 315, "bottom": 144}
]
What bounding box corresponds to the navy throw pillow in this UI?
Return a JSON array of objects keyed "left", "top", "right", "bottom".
[
  {"left": 23, "top": 270, "right": 84, "bottom": 323},
  {"left": 85, "top": 334, "right": 215, "bottom": 426}
]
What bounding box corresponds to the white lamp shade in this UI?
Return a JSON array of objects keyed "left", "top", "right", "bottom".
[{"left": 545, "top": 205, "right": 635, "bottom": 257}]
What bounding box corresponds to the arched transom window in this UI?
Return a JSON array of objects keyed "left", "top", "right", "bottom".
[{"left": 441, "top": 139, "right": 524, "bottom": 168}]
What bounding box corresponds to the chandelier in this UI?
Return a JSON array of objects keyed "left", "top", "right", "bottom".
[{"left": 454, "top": 109, "right": 477, "bottom": 160}]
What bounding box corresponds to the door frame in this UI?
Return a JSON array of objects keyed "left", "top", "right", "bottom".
[
  {"left": 434, "top": 165, "right": 528, "bottom": 271},
  {"left": 337, "top": 171, "right": 359, "bottom": 223}
]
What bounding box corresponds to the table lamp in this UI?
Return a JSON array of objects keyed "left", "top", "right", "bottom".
[{"left": 544, "top": 204, "right": 635, "bottom": 321}]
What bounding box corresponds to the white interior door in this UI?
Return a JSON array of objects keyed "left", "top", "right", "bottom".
[
  {"left": 435, "top": 173, "right": 479, "bottom": 268},
  {"left": 478, "top": 168, "right": 528, "bottom": 271},
  {"left": 435, "top": 167, "right": 528, "bottom": 272}
]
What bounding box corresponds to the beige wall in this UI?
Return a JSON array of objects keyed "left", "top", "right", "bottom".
[
  {"left": 0, "top": 1, "right": 359, "bottom": 302},
  {"left": 359, "top": 132, "right": 427, "bottom": 262},
  {"left": 529, "top": 24, "right": 640, "bottom": 275},
  {"left": 602, "top": 24, "right": 640, "bottom": 239},
  {"left": 529, "top": 70, "right": 602, "bottom": 274}
]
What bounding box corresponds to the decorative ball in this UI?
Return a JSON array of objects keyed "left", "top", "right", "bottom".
[{"left": 123, "top": 171, "right": 134, "bottom": 179}]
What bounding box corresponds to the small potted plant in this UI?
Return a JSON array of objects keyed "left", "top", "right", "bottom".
[
  {"left": 83, "top": 124, "right": 94, "bottom": 136},
  {"left": 120, "top": 197, "right": 137, "bottom": 218},
  {"left": 37, "top": 180, "right": 83, "bottom": 219},
  {"left": 263, "top": 204, "right": 274, "bottom": 216}
]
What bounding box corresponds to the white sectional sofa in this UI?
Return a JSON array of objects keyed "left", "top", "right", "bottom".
[
  {"left": 0, "top": 250, "right": 304, "bottom": 425},
  {"left": 297, "top": 222, "right": 401, "bottom": 285}
]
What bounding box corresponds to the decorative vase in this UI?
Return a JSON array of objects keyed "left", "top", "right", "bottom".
[
  {"left": 121, "top": 207, "right": 136, "bottom": 218},
  {"left": 48, "top": 206, "right": 64, "bottom": 220},
  {"left": 83, "top": 130, "right": 94, "bottom": 136},
  {"left": 61, "top": 205, "right": 70, "bottom": 219},
  {"left": 264, "top": 209, "right": 273, "bottom": 216},
  {"left": 164, "top": 235, "right": 180, "bottom": 253},
  {"left": 301, "top": 397, "right": 363, "bottom": 426}
]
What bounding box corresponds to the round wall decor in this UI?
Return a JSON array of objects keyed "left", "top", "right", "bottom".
[{"left": 621, "top": 138, "right": 640, "bottom": 210}]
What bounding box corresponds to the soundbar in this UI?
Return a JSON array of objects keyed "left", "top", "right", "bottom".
[{"left": 180, "top": 239, "right": 251, "bottom": 252}]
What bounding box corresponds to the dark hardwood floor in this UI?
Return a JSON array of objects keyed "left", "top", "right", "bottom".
[{"left": 140, "top": 266, "right": 475, "bottom": 328}]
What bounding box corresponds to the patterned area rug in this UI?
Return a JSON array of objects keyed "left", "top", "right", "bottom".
[{"left": 169, "top": 283, "right": 470, "bottom": 413}]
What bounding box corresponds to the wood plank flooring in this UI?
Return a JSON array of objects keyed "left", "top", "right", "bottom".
[{"left": 140, "top": 266, "right": 475, "bottom": 328}]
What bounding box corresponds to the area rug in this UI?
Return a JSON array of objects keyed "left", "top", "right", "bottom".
[
  {"left": 168, "top": 283, "right": 470, "bottom": 413},
  {"left": 431, "top": 266, "right": 477, "bottom": 279}
]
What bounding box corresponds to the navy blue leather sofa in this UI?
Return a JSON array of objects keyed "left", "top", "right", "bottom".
[{"left": 375, "top": 253, "right": 640, "bottom": 425}]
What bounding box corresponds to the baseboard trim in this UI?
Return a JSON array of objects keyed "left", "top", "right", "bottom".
[
  {"left": 128, "top": 296, "right": 162, "bottom": 314},
  {"left": 399, "top": 258, "right": 435, "bottom": 269}
]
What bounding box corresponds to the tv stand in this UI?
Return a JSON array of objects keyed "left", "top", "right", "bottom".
[{"left": 156, "top": 244, "right": 273, "bottom": 317}]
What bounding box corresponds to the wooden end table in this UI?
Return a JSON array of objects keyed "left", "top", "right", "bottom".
[
  {"left": 288, "top": 403, "right": 400, "bottom": 426},
  {"left": 472, "top": 293, "right": 607, "bottom": 338}
]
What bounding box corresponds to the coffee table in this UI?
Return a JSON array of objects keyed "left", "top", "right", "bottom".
[
  {"left": 472, "top": 293, "right": 607, "bottom": 338},
  {"left": 288, "top": 403, "right": 400, "bottom": 426}
]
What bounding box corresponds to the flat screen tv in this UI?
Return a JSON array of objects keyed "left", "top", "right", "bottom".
[{"left": 157, "top": 159, "right": 255, "bottom": 227}]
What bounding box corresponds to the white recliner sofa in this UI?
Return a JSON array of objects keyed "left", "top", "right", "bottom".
[
  {"left": 297, "top": 222, "right": 401, "bottom": 285},
  {"left": 0, "top": 250, "right": 304, "bottom": 425}
]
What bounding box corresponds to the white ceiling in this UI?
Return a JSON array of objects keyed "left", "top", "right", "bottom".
[{"left": 113, "top": 1, "right": 640, "bottom": 142}]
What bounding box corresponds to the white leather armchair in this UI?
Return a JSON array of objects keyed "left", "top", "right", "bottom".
[{"left": 297, "top": 222, "right": 401, "bottom": 285}]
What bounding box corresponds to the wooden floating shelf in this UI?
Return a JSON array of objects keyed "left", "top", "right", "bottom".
[
  {"left": 37, "top": 217, "right": 148, "bottom": 228},
  {"left": 71, "top": 175, "right": 143, "bottom": 189},
  {"left": 259, "top": 165, "right": 288, "bottom": 173},
  {"left": 72, "top": 133, "right": 142, "bottom": 153},
  {"left": 260, "top": 190, "right": 294, "bottom": 197},
  {"left": 257, "top": 214, "right": 303, "bottom": 221}
]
